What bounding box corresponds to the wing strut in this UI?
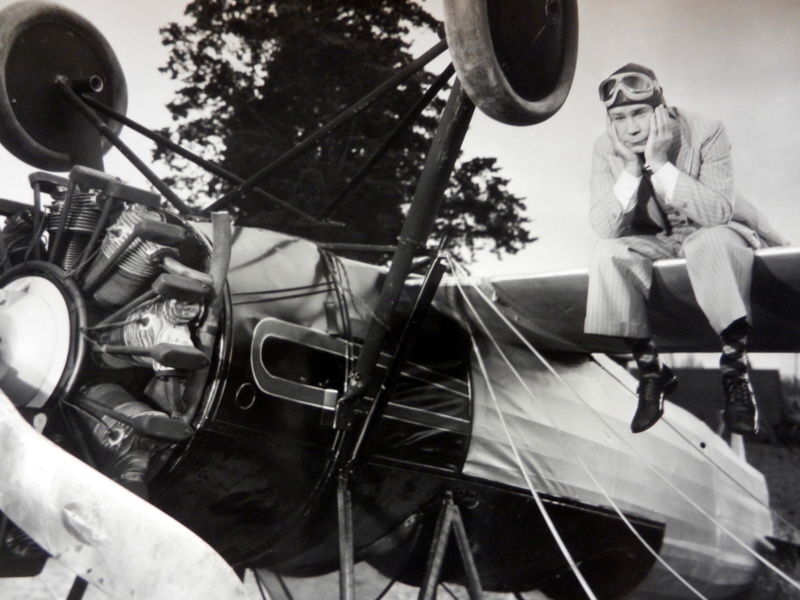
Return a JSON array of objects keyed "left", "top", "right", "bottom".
[
  {"left": 333, "top": 80, "right": 474, "bottom": 432},
  {"left": 417, "top": 493, "right": 483, "bottom": 600}
]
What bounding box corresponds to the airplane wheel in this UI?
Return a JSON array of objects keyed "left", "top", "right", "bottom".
[
  {"left": 443, "top": 0, "right": 578, "bottom": 126},
  {"left": 0, "top": 0, "right": 127, "bottom": 171}
]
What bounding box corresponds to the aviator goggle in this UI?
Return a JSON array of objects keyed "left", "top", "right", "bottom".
[{"left": 598, "top": 72, "right": 661, "bottom": 107}]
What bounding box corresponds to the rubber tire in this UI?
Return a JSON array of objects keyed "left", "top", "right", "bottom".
[
  {"left": 0, "top": 1, "right": 127, "bottom": 171},
  {"left": 443, "top": 0, "right": 578, "bottom": 126}
]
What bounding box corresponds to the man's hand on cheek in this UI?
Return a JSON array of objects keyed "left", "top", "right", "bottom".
[
  {"left": 607, "top": 117, "right": 641, "bottom": 176},
  {"left": 644, "top": 105, "right": 675, "bottom": 171}
]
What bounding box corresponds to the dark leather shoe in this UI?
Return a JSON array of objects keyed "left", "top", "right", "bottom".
[
  {"left": 631, "top": 365, "right": 678, "bottom": 433},
  {"left": 722, "top": 374, "right": 759, "bottom": 435}
]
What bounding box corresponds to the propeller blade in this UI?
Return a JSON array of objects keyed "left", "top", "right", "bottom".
[{"left": 0, "top": 392, "right": 247, "bottom": 599}]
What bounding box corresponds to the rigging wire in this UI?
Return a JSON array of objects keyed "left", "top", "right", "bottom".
[
  {"left": 592, "top": 355, "right": 800, "bottom": 541},
  {"left": 274, "top": 573, "right": 295, "bottom": 600},
  {"left": 373, "top": 576, "right": 398, "bottom": 600},
  {"left": 439, "top": 582, "right": 460, "bottom": 599},
  {"left": 230, "top": 288, "right": 334, "bottom": 306},
  {"left": 253, "top": 570, "right": 273, "bottom": 600},
  {"left": 230, "top": 281, "right": 332, "bottom": 295},
  {"left": 452, "top": 257, "right": 707, "bottom": 599},
  {"left": 447, "top": 256, "right": 800, "bottom": 593},
  {"left": 467, "top": 332, "right": 598, "bottom": 600}
]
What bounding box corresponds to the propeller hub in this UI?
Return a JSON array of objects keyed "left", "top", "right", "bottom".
[{"left": 0, "top": 274, "right": 73, "bottom": 408}]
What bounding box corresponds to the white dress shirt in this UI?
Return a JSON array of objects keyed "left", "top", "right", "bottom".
[{"left": 613, "top": 163, "right": 680, "bottom": 212}]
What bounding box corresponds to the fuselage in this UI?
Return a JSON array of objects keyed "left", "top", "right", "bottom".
[{"left": 148, "top": 223, "right": 771, "bottom": 599}]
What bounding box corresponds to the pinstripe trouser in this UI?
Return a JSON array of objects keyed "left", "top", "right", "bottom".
[{"left": 584, "top": 225, "right": 755, "bottom": 338}]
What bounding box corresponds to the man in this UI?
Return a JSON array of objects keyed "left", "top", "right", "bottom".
[{"left": 585, "top": 63, "right": 786, "bottom": 434}]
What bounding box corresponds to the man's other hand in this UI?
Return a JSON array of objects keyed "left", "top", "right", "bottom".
[
  {"left": 644, "top": 105, "right": 676, "bottom": 171},
  {"left": 606, "top": 117, "right": 641, "bottom": 176}
]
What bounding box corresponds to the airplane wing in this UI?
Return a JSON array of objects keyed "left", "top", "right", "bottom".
[
  {"left": 435, "top": 246, "right": 800, "bottom": 354},
  {"left": 0, "top": 391, "right": 248, "bottom": 600}
]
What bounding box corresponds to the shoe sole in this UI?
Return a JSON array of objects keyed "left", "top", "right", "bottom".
[{"left": 724, "top": 404, "right": 759, "bottom": 435}]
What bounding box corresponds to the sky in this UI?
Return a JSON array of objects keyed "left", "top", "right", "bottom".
[
  {"left": 0, "top": 0, "right": 798, "bottom": 371},
  {"left": 0, "top": 0, "right": 797, "bottom": 274}
]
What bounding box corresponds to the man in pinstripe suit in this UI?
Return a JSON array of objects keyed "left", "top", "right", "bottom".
[{"left": 584, "top": 63, "right": 786, "bottom": 434}]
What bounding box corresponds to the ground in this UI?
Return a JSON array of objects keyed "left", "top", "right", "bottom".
[{"left": 747, "top": 441, "right": 800, "bottom": 600}]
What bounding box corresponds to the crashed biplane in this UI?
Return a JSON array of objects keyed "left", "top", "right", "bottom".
[{"left": 0, "top": 1, "right": 796, "bottom": 599}]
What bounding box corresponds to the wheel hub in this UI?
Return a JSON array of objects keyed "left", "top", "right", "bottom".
[{"left": 0, "top": 273, "right": 74, "bottom": 409}]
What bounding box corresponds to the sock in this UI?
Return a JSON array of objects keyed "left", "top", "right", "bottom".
[
  {"left": 720, "top": 317, "right": 749, "bottom": 379},
  {"left": 627, "top": 337, "right": 661, "bottom": 376}
]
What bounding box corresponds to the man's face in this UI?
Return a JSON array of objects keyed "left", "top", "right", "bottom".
[{"left": 608, "top": 103, "right": 654, "bottom": 153}]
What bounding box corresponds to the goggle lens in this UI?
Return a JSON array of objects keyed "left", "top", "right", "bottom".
[
  {"left": 599, "top": 72, "right": 659, "bottom": 105},
  {"left": 599, "top": 78, "right": 618, "bottom": 101},
  {"left": 619, "top": 74, "right": 653, "bottom": 93}
]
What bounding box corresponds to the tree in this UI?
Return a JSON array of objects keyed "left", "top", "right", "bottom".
[{"left": 156, "top": 0, "right": 535, "bottom": 262}]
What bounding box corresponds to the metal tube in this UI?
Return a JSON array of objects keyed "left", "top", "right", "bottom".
[
  {"left": 206, "top": 40, "right": 448, "bottom": 213},
  {"left": 27, "top": 183, "right": 43, "bottom": 261},
  {"left": 317, "top": 242, "right": 397, "bottom": 253},
  {"left": 66, "top": 577, "right": 89, "bottom": 600},
  {"left": 347, "top": 254, "right": 447, "bottom": 465},
  {"left": 93, "top": 289, "right": 157, "bottom": 329},
  {"left": 73, "top": 197, "right": 117, "bottom": 277},
  {"left": 82, "top": 95, "right": 325, "bottom": 225},
  {"left": 47, "top": 180, "right": 77, "bottom": 263},
  {"left": 181, "top": 211, "right": 233, "bottom": 422},
  {"left": 56, "top": 79, "right": 196, "bottom": 216},
  {"left": 337, "top": 474, "right": 356, "bottom": 600},
  {"left": 450, "top": 503, "right": 483, "bottom": 600},
  {"left": 321, "top": 63, "right": 455, "bottom": 220},
  {"left": 337, "top": 82, "right": 474, "bottom": 424},
  {"left": 418, "top": 495, "right": 456, "bottom": 600},
  {"left": 81, "top": 231, "right": 137, "bottom": 293}
]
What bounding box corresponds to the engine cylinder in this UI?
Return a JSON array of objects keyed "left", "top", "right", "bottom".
[
  {"left": 86, "top": 204, "right": 166, "bottom": 306},
  {"left": 46, "top": 190, "right": 102, "bottom": 271}
]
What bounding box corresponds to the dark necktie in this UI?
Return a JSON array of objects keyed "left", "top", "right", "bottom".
[{"left": 631, "top": 159, "right": 672, "bottom": 235}]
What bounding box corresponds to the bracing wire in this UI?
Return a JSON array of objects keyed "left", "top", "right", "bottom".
[
  {"left": 469, "top": 338, "right": 599, "bottom": 599},
  {"left": 373, "top": 576, "right": 398, "bottom": 600},
  {"left": 451, "top": 257, "right": 708, "bottom": 599},
  {"left": 447, "top": 256, "right": 800, "bottom": 592},
  {"left": 253, "top": 569, "right": 272, "bottom": 600},
  {"left": 592, "top": 354, "right": 800, "bottom": 541},
  {"left": 465, "top": 326, "right": 599, "bottom": 599},
  {"left": 274, "top": 573, "right": 295, "bottom": 600},
  {"left": 440, "top": 582, "right": 460, "bottom": 599}
]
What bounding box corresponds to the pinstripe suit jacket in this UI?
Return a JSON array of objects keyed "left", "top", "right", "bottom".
[{"left": 589, "top": 108, "right": 787, "bottom": 248}]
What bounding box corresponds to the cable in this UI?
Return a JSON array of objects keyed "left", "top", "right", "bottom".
[
  {"left": 447, "top": 256, "right": 800, "bottom": 593},
  {"left": 467, "top": 333, "right": 598, "bottom": 600},
  {"left": 592, "top": 355, "right": 800, "bottom": 541},
  {"left": 373, "top": 576, "right": 398, "bottom": 600},
  {"left": 230, "top": 288, "right": 333, "bottom": 306},
  {"left": 440, "top": 582, "right": 459, "bottom": 599},
  {"left": 450, "top": 259, "right": 706, "bottom": 598},
  {"left": 253, "top": 570, "right": 273, "bottom": 600},
  {"left": 231, "top": 281, "right": 332, "bottom": 296},
  {"left": 275, "top": 573, "right": 295, "bottom": 600}
]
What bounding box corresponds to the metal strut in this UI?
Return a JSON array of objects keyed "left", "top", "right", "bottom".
[
  {"left": 207, "top": 40, "right": 449, "bottom": 213},
  {"left": 65, "top": 577, "right": 88, "bottom": 600},
  {"left": 418, "top": 493, "right": 483, "bottom": 600},
  {"left": 333, "top": 81, "right": 474, "bottom": 432},
  {"left": 337, "top": 473, "right": 356, "bottom": 600},
  {"left": 55, "top": 78, "right": 196, "bottom": 216}
]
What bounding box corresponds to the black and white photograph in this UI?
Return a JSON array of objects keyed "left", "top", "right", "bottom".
[{"left": 0, "top": 1, "right": 798, "bottom": 599}]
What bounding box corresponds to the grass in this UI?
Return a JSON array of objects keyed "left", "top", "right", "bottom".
[{"left": 746, "top": 442, "right": 800, "bottom": 599}]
